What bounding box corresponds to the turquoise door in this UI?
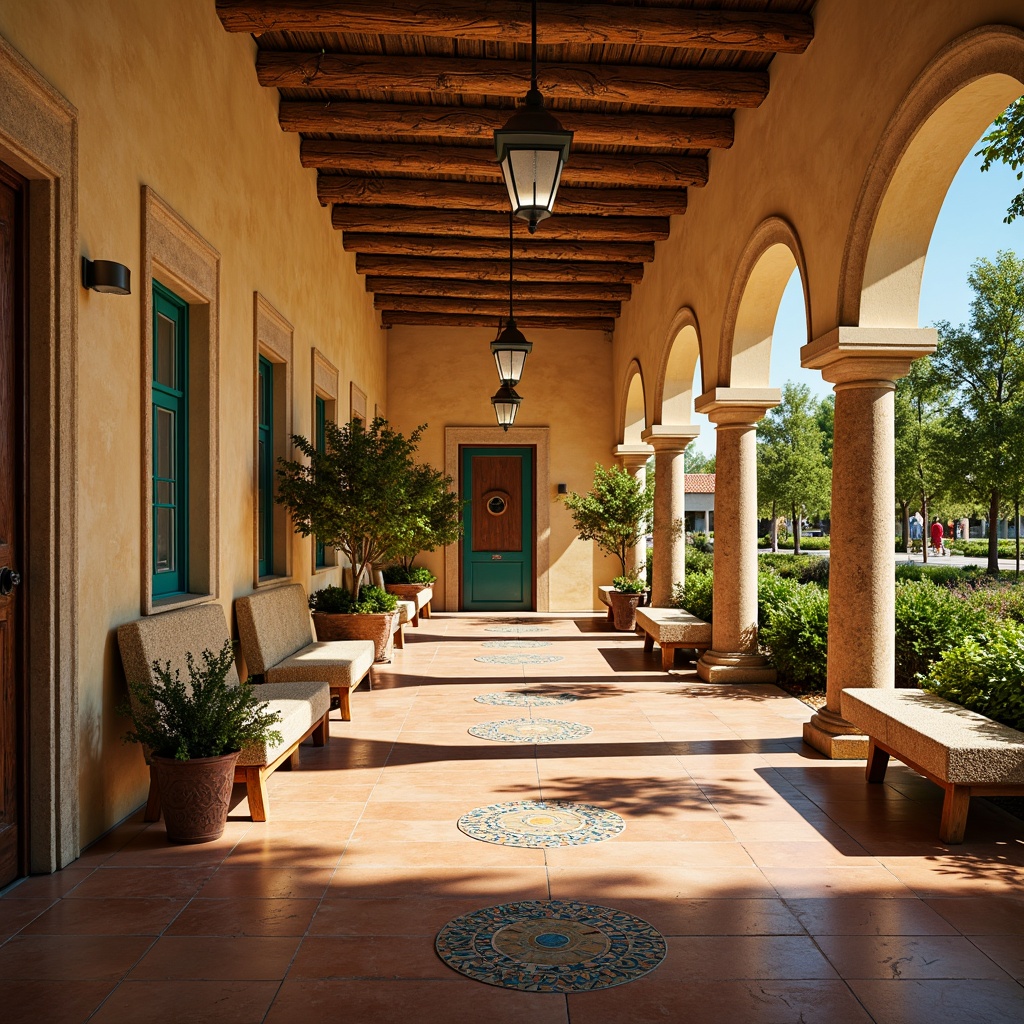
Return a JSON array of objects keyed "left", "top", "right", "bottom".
[{"left": 461, "top": 447, "right": 533, "bottom": 611}]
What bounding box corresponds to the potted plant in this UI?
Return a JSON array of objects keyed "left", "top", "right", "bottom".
[
  {"left": 609, "top": 572, "right": 647, "bottom": 631},
  {"left": 121, "top": 641, "right": 282, "bottom": 845},
  {"left": 308, "top": 583, "right": 399, "bottom": 660}
]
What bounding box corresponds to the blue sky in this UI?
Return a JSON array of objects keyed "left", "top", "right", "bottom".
[{"left": 687, "top": 135, "right": 1024, "bottom": 457}]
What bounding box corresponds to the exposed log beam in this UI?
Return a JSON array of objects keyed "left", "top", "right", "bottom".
[
  {"left": 374, "top": 295, "right": 621, "bottom": 318},
  {"left": 355, "top": 254, "right": 644, "bottom": 284},
  {"left": 302, "top": 140, "right": 709, "bottom": 189},
  {"left": 332, "top": 207, "right": 670, "bottom": 242},
  {"left": 342, "top": 234, "right": 653, "bottom": 263},
  {"left": 281, "top": 101, "right": 733, "bottom": 150},
  {"left": 258, "top": 51, "right": 769, "bottom": 109},
  {"left": 382, "top": 310, "right": 616, "bottom": 332},
  {"left": 319, "top": 177, "right": 686, "bottom": 218},
  {"left": 218, "top": 2, "right": 814, "bottom": 55},
  {"left": 366, "top": 276, "right": 632, "bottom": 302}
]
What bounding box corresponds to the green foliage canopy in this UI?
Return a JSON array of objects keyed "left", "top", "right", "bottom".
[{"left": 977, "top": 97, "right": 1024, "bottom": 224}]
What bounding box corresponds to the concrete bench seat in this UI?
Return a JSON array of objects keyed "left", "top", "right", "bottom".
[
  {"left": 236, "top": 584, "right": 375, "bottom": 721},
  {"left": 635, "top": 606, "right": 712, "bottom": 670},
  {"left": 117, "top": 603, "right": 330, "bottom": 823},
  {"left": 841, "top": 687, "right": 1024, "bottom": 844}
]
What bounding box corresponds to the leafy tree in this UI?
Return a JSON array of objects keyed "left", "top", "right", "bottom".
[
  {"left": 932, "top": 251, "right": 1024, "bottom": 572},
  {"left": 756, "top": 382, "right": 832, "bottom": 555},
  {"left": 977, "top": 97, "right": 1024, "bottom": 224},
  {"left": 564, "top": 463, "right": 654, "bottom": 576},
  {"left": 389, "top": 461, "right": 462, "bottom": 571},
  {"left": 816, "top": 394, "right": 835, "bottom": 464},
  {"left": 685, "top": 447, "right": 716, "bottom": 474}
]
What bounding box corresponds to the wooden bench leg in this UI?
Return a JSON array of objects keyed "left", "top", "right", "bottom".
[
  {"left": 422, "top": 601, "right": 431, "bottom": 619},
  {"left": 866, "top": 739, "right": 890, "bottom": 783},
  {"left": 643, "top": 631, "right": 654, "bottom": 653},
  {"left": 145, "top": 764, "right": 161, "bottom": 822},
  {"left": 661, "top": 644, "right": 675, "bottom": 671},
  {"left": 940, "top": 784, "right": 971, "bottom": 844},
  {"left": 311, "top": 712, "right": 328, "bottom": 747},
  {"left": 339, "top": 687, "right": 352, "bottom": 722},
  {"left": 394, "top": 624, "right": 405, "bottom": 649},
  {"left": 243, "top": 766, "right": 269, "bottom": 822}
]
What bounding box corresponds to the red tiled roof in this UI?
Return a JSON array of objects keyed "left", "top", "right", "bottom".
[{"left": 685, "top": 473, "right": 715, "bottom": 493}]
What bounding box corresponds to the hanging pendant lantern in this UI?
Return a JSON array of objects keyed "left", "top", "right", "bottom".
[
  {"left": 491, "top": 382, "right": 523, "bottom": 431},
  {"left": 490, "top": 212, "right": 533, "bottom": 386}
]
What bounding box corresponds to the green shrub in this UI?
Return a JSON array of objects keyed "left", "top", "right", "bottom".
[
  {"left": 951, "top": 539, "right": 1021, "bottom": 559},
  {"left": 922, "top": 619, "right": 1024, "bottom": 731},
  {"left": 758, "top": 553, "right": 830, "bottom": 586},
  {"left": 758, "top": 535, "right": 831, "bottom": 550},
  {"left": 381, "top": 564, "right": 436, "bottom": 585},
  {"left": 690, "top": 532, "right": 713, "bottom": 553},
  {"left": 757, "top": 571, "right": 803, "bottom": 623},
  {"left": 894, "top": 580, "right": 992, "bottom": 688},
  {"left": 613, "top": 572, "right": 646, "bottom": 594},
  {"left": 758, "top": 581, "right": 830, "bottom": 691},
  {"left": 672, "top": 570, "right": 713, "bottom": 622},
  {"left": 309, "top": 584, "right": 398, "bottom": 615},
  {"left": 685, "top": 546, "right": 715, "bottom": 575},
  {"left": 952, "top": 578, "right": 1024, "bottom": 625}
]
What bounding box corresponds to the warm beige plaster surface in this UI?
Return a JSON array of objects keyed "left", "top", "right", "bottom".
[
  {"left": 0, "top": 0, "right": 387, "bottom": 846},
  {"left": 386, "top": 325, "right": 615, "bottom": 611}
]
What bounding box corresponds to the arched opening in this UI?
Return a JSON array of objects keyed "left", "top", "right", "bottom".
[
  {"left": 620, "top": 361, "right": 647, "bottom": 444},
  {"left": 658, "top": 312, "right": 701, "bottom": 427}
]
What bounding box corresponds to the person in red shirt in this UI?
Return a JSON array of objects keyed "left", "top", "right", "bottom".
[{"left": 930, "top": 517, "right": 945, "bottom": 556}]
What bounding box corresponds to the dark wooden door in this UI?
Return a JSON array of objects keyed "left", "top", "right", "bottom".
[
  {"left": 0, "top": 169, "right": 25, "bottom": 887},
  {"left": 461, "top": 447, "right": 534, "bottom": 611}
]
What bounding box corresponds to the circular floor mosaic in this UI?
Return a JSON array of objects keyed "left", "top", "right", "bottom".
[
  {"left": 480, "top": 639, "right": 552, "bottom": 649},
  {"left": 468, "top": 718, "right": 593, "bottom": 743},
  {"left": 458, "top": 799, "right": 624, "bottom": 847},
  {"left": 474, "top": 654, "right": 564, "bottom": 665},
  {"left": 484, "top": 626, "right": 549, "bottom": 634},
  {"left": 435, "top": 899, "right": 666, "bottom": 992},
  {"left": 474, "top": 691, "right": 579, "bottom": 707}
]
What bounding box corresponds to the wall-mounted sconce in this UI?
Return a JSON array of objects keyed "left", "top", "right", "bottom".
[
  {"left": 557, "top": 483, "right": 568, "bottom": 495},
  {"left": 81, "top": 257, "right": 131, "bottom": 295}
]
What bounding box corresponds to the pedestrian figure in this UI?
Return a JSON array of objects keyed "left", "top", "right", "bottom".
[
  {"left": 908, "top": 514, "right": 923, "bottom": 557},
  {"left": 930, "top": 517, "right": 945, "bottom": 556}
]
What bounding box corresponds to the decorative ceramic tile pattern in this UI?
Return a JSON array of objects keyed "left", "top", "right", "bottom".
[
  {"left": 474, "top": 691, "right": 580, "bottom": 707},
  {"left": 484, "top": 626, "right": 549, "bottom": 633},
  {"left": 458, "top": 800, "right": 625, "bottom": 847},
  {"left": 468, "top": 718, "right": 593, "bottom": 743},
  {"left": 480, "top": 639, "right": 552, "bottom": 649},
  {"left": 435, "top": 899, "right": 666, "bottom": 992},
  {"left": 474, "top": 654, "right": 564, "bottom": 665}
]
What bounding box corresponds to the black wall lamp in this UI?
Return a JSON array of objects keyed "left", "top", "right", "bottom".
[
  {"left": 82, "top": 257, "right": 131, "bottom": 295},
  {"left": 557, "top": 483, "right": 568, "bottom": 495}
]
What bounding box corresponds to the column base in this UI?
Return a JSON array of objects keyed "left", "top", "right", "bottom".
[
  {"left": 802, "top": 719, "right": 869, "bottom": 759},
  {"left": 696, "top": 650, "right": 777, "bottom": 684}
]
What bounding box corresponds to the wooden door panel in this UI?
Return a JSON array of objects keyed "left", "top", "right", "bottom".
[{"left": 471, "top": 456, "right": 521, "bottom": 551}]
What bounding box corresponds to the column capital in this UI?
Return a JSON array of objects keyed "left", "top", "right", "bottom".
[
  {"left": 613, "top": 443, "right": 654, "bottom": 468},
  {"left": 801, "top": 326, "right": 937, "bottom": 384},
  {"left": 693, "top": 387, "right": 781, "bottom": 425},
  {"left": 641, "top": 424, "right": 700, "bottom": 453}
]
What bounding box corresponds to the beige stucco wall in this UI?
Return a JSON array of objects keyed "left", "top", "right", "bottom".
[
  {"left": 387, "top": 325, "right": 616, "bottom": 611},
  {"left": 0, "top": 0, "right": 387, "bottom": 844},
  {"left": 613, "top": 0, "right": 1024, "bottom": 427}
]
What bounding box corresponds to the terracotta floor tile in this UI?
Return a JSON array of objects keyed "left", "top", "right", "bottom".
[
  {"left": 309, "top": 895, "right": 494, "bottom": 936},
  {"left": 849, "top": 978, "right": 1024, "bottom": 1024},
  {"left": 609, "top": 897, "right": 805, "bottom": 936},
  {"left": 816, "top": 933, "right": 1011, "bottom": 980},
  {"left": 967, "top": 934, "right": 1024, "bottom": 979},
  {"left": 0, "top": 934, "right": 153, "bottom": 980},
  {"left": 0, "top": 980, "right": 114, "bottom": 1024},
  {"left": 341, "top": 838, "right": 547, "bottom": 868},
  {"left": 68, "top": 866, "right": 215, "bottom": 901},
  {"left": 543, "top": 840, "right": 755, "bottom": 869},
  {"left": 546, "top": 865, "right": 776, "bottom": 901},
  {"left": 786, "top": 897, "right": 958, "bottom": 936},
  {"left": 22, "top": 897, "right": 186, "bottom": 935},
  {"left": 1, "top": 867, "right": 94, "bottom": 900},
  {"left": 0, "top": 897, "right": 54, "bottom": 938},
  {"left": 166, "top": 897, "right": 319, "bottom": 936},
  {"left": 663, "top": 934, "right": 839, "bottom": 979},
  {"left": 328, "top": 864, "right": 551, "bottom": 900},
  {"left": 761, "top": 865, "right": 915, "bottom": 899},
  {"left": 198, "top": 866, "right": 334, "bottom": 900},
  {"left": 129, "top": 935, "right": 300, "bottom": 980},
  {"left": 925, "top": 896, "right": 1024, "bottom": 934},
  {"left": 90, "top": 979, "right": 280, "bottom": 1024},
  {"left": 289, "top": 934, "right": 450, "bottom": 979}
]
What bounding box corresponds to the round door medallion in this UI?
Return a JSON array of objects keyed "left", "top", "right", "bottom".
[{"left": 484, "top": 490, "right": 510, "bottom": 516}]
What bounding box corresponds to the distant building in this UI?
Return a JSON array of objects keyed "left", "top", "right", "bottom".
[{"left": 685, "top": 474, "right": 715, "bottom": 534}]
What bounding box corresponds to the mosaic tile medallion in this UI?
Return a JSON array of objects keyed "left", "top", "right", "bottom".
[
  {"left": 484, "top": 626, "right": 549, "bottom": 634},
  {"left": 435, "top": 899, "right": 666, "bottom": 992},
  {"left": 474, "top": 654, "right": 564, "bottom": 665},
  {"left": 458, "top": 800, "right": 624, "bottom": 847},
  {"left": 474, "top": 691, "right": 579, "bottom": 707},
  {"left": 480, "top": 639, "right": 552, "bottom": 649},
  {"left": 468, "top": 718, "right": 592, "bottom": 743}
]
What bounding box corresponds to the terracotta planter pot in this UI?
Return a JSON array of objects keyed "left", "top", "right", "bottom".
[
  {"left": 384, "top": 582, "right": 430, "bottom": 602},
  {"left": 151, "top": 751, "right": 240, "bottom": 845},
  {"left": 313, "top": 610, "right": 398, "bottom": 660},
  {"left": 609, "top": 590, "right": 642, "bottom": 631}
]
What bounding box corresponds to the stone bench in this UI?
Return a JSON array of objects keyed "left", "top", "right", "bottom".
[
  {"left": 236, "top": 584, "right": 376, "bottom": 722},
  {"left": 635, "top": 606, "right": 712, "bottom": 670},
  {"left": 841, "top": 688, "right": 1024, "bottom": 844},
  {"left": 117, "top": 603, "right": 330, "bottom": 823}
]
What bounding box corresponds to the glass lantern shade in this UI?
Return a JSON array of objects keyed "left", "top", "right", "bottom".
[
  {"left": 490, "top": 383, "right": 522, "bottom": 431},
  {"left": 494, "top": 91, "right": 573, "bottom": 233},
  {"left": 490, "top": 319, "right": 533, "bottom": 386}
]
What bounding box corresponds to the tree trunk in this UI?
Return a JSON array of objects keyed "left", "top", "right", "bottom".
[
  {"left": 793, "top": 504, "right": 802, "bottom": 556},
  {"left": 988, "top": 490, "right": 1001, "bottom": 574},
  {"left": 921, "top": 495, "right": 929, "bottom": 564},
  {"left": 899, "top": 501, "right": 910, "bottom": 554},
  {"left": 770, "top": 499, "right": 778, "bottom": 553},
  {"left": 1017, "top": 499, "right": 1020, "bottom": 578}
]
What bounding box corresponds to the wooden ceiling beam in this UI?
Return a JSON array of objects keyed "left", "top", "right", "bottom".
[
  {"left": 331, "top": 207, "right": 669, "bottom": 242},
  {"left": 374, "top": 295, "right": 621, "bottom": 318},
  {"left": 342, "top": 234, "right": 653, "bottom": 263},
  {"left": 302, "top": 140, "right": 709, "bottom": 189},
  {"left": 258, "top": 51, "right": 769, "bottom": 109},
  {"left": 381, "top": 310, "right": 616, "bottom": 332},
  {"left": 218, "top": 2, "right": 814, "bottom": 55},
  {"left": 280, "top": 101, "right": 733, "bottom": 150},
  {"left": 365, "top": 276, "right": 632, "bottom": 302},
  {"left": 355, "top": 254, "right": 644, "bottom": 283},
  {"left": 319, "top": 177, "right": 686, "bottom": 218}
]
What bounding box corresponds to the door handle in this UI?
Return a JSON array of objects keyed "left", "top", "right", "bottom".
[{"left": 0, "top": 567, "right": 21, "bottom": 596}]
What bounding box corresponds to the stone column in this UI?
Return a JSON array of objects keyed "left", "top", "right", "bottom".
[
  {"left": 693, "top": 389, "right": 780, "bottom": 683},
  {"left": 614, "top": 444, "right": 653, "bottom": 577},
  {"left": 800, "top": 328, "right": 936, "bottom": 758},
  {"left": 642, "top": 425, "right": 700, "bottom": 607}
]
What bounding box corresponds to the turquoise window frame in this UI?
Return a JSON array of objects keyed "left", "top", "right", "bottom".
[
  {"left": 258, "top": 355, "right": 274, "bottom": 577},
  {"left": 151, "top": 281, "right": 189, "bottom": 598},
  {"left": 315, "top": 395, "right": 327, "bottom": 568}
]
